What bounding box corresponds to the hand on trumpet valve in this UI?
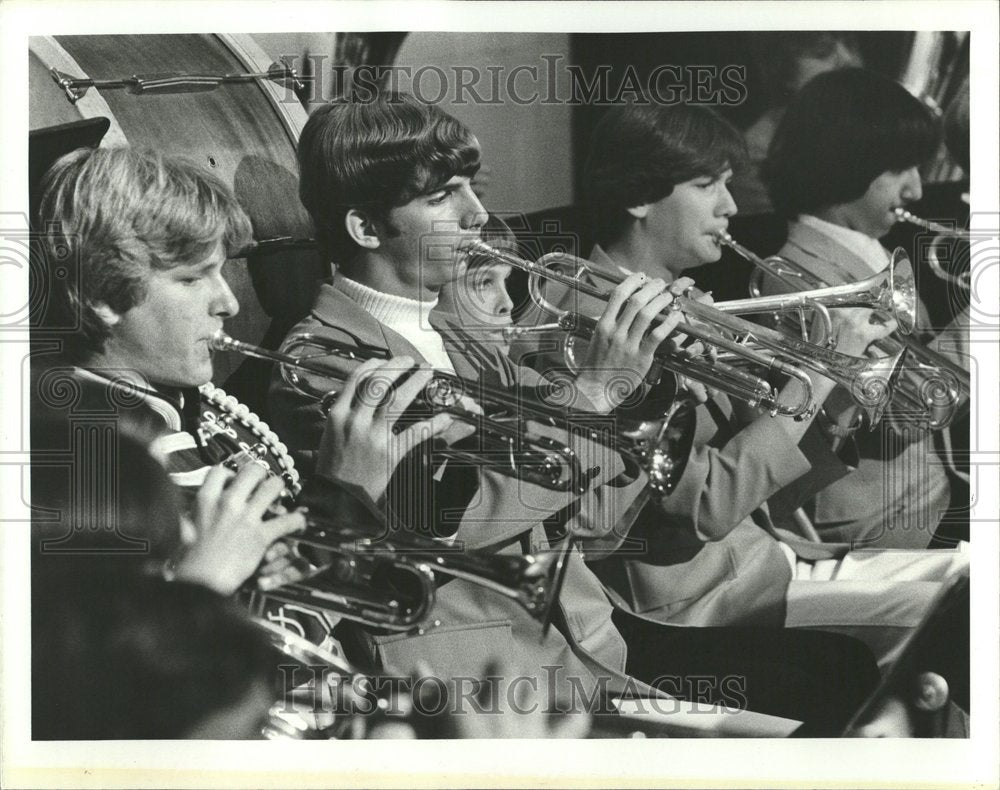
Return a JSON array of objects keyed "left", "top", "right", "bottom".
[
  {"left": 829, "top": 307, "right": 898, "bottom": 358},
  {"left": 574, "top": 273, "right": 687, "bottom": 413},
  {"left": 173, "top": 463, "right": 308, "bottom": 596},
  {"left": 314, "top": 356, "right": 474, "bottom": 509},
  {"left": 256, "top": 539, "right": 315, "bottom": 592},
  {"left": 670, "top": 283, "right": 716, "bottom": 403}
]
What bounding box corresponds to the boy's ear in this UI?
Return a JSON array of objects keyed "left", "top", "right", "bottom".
[
  {"left": 91, "top": 302, "right": 122, "bottom": 327},
  {"left": 626, "top": 203, "right": 650, "bottom": 220},
  {"left": 344, "top": 209, "right": 381, "bottom": 250}
]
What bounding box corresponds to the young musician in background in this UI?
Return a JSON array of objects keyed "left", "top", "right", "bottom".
[
  {"left": 764, "top": 67, "right": 968, "bottom": 548},
  {"left": 512, "top": 99, "right": 968, "bottom": 670},
  {"left": 281, "top": 93, "right": 902, "bottom": 733}
]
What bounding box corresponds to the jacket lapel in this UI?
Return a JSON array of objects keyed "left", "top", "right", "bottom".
[
  {"left": 783, "top": 221, "right": 876, "bottom": 285},
  {"left": 430, "top": 310, "right": 516, "bottom": 387},
  {"left": 310, "top": 281, "right": 424, "bottom": 360}
]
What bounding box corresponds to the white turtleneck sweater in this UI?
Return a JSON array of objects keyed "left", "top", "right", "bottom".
[{"left": 335, "top": 275, "right": 456, "bottom": 373}]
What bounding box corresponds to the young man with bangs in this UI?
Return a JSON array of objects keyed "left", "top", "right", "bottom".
[
  {"left": 275, "top": 91, "right": 892, "bottom": 733},
  {"left": 763, "top": 67, "right": 969, "bottom": 550},
  {"left": 512, "top": 99, "right": 967, "bottom": 678},
  {"left": 33, "top": 146, "right": 436, "bottom": 613}
]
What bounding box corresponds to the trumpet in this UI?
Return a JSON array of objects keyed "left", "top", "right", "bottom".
[
  {"left": 249, "top": 510, "right": 561, "bottom": 632},
  {"left": 894, "top": 207, "right": 975, "bottom": 291},
  {"left": 248, "top": 540, "right": 437, "bottom": 632},
  {"left": 716, "top": 232, "right": 918, "bottom": 337},
  {"left": 288, "top": 507, "right": 560, "bottom": 624},
  {"left": 213, "top": 330, "right": 587, "bottom": 495},
  {"left": 721, "top": 232, "right": 970, "bottom": 431},
  {"left": 505, "top": 313, "right": 814, "bottom": 418},
  {"left": 471, "top": 240, "right": 904, "bottom": 425},
  {"left": 211, "top": 330, "right": 695, "bottom": 497}
]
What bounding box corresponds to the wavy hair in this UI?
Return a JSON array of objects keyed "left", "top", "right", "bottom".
[{"left": 38, "top": 147, "right": 252, "bottom": 363}]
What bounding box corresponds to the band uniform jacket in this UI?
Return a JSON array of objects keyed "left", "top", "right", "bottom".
[
  {"left": 511, "top": 245, "right": 854, "bottom": 628},
  {"left": 269, "top": 279, "right": 655, "bottom": 698},
  {"left": 764, "top": 220, "right": 952, "bottom": 548}
]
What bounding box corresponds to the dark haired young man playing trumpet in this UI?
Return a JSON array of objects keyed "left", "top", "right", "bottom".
[
  {"left": 764, "top": 67, "right": 970, "bottom": 549},
  {"left": 513, "top": 99, "right": 967, "bottom": 678},
  {"left": 276, "top": 91, "right": 887, "bottom": 732}
]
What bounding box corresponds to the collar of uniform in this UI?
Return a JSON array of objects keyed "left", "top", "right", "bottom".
[
  {"left": 589, "top": 243, "right": 634, "bottom": 277},
  {"left": 334, "top": 274, "right": 439, "bottom": 330},
  {"left": 311, "top": 280, "right": 422, "bottom": 360},
  {"left": 73, "top": 366, "right": 188, "bottom": 432},
  {"left": 798, "top": 214, "right": 889, "bottom": 276}
]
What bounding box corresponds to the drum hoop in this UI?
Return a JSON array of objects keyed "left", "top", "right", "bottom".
[
  {"left": 217, "top": 34, "right": 309, "bottom": 147},
  {"left": 29, "top": 35, "right": 129, "bottom": 146},
  {"left": 30, "top": 34, "right": 309, "bottom": 151}
]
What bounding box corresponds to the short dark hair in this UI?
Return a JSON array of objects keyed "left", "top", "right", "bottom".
[
  {"left": 33, "top": 574, "right": 276, "bottom": 739},
  {"left": 38, "top": 147, "right": 252, "bottom": 364},
  {"left": 763, "top": 68, "right": 941, "bottom": 218},
  {"left": 582, "top": 101, "right": 748, "bottom": 247},
  {"left": 297, "top": 92, "right": 481, "bottom": 263}
]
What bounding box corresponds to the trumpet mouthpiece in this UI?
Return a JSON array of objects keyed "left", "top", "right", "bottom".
[{"left": 209, "top": 330, "right": 235, "bottom": 352}]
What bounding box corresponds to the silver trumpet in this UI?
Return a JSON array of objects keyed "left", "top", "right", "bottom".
[
  {"left": 248, "top": 510, "right": 560, "bottom": 632},
  {"left": 716, "top": 231, "right": 918, "bottom": 337},
  {"left": 212, "top": 329, "right": 589, "bottom": 496},
  {"left": 504, "top": 312, "right": 813, "bottom": 418},
  {"left": 721, "top": 231, "right": 969, "bottom": 431},
  {"left": 472, "top": 239, "right": 904, "bottom": 425},
  {"left": 212, "top": 330, "right": 696, "bottom": 497},
  {"left": 894, "top": 207, "right": 978, "bottom": 291}
]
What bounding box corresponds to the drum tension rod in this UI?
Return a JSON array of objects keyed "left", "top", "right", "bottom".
[{"left": 50, "top": 58, "right": 312, "bottom": 104}]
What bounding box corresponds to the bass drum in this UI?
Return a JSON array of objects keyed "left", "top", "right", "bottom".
[{"left": 28, "top": 33, "right": 325, "bottom": 386}]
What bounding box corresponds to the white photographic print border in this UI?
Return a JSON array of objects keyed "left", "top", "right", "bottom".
[{"left": 1, "top": 1, "right": 997, "bottom": 788}]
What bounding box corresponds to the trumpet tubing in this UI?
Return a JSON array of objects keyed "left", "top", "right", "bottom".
[
  {"left": 893, "top": 207, "right": 975, "bottom": 292},
  {"left": 212, "top": 330, "right": 587, "bottom": 495},
  {"left": 290, "top": 519, "right": 556, "bottom": 618},
  {"left": 473, "top": 239, "right": 897, "bottom": 424},
  {"left": 715, "top": 231, "right": 918, "bottom": 336},
  {"left": 534, "top": 312, "right": 811, "bottom": 418},
  {"left": 719, "top": 232, "right": 971, "bottom": 431},
  {"left": 249, "top": 551, "right": 437, "bottom": 632},
  {"left": 674, "top": 293, "right": 904, "bottom": 425},
  {"left": 212, "top": 330, "right": 696, "bottom": 497}
]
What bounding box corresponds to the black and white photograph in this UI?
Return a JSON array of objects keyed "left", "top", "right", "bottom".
[{"left": 1, "top": 1, "right": 998, "bottom": 788}]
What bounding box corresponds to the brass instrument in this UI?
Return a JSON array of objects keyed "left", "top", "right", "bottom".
[
  {"left": 721, "top": 231, "right": 970, "bottom": 430},
  {"left": 472, "top": 240, "right": 904, "bottom": 425},
  {"left": 505, "top": 312, "right": 813, "bottom": 418},
  {"left": 200, "top": 375, "right": 566, "bottom": 633},
  {"left": 213, "top": 330, "right": 587, "bottom": 495},
  {"left": 285, "top": 512, "right": 559, "bottom": 623},
  {"left": 211, "top": 330, "right": 695, "bottom": 497},
  {"left": 247, "top": 509, "right": 560, "bottom": 633},
  {"left": 716, "top": 232, "right": 918, "bottom": 336},
  {"left": 894, "top": 207, "right": 976, "bottom": 291}
]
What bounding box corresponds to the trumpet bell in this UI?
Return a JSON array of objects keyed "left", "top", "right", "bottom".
[
  {"left": 885, "top": 249, "right": 916, "bottom": 336},
  {"left": 619, "top": 398, "right": 696, "bottom": 495}
]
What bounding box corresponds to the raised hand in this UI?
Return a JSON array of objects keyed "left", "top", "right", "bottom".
[
  {"left": 574, "top": 274, "right": 686, "bottom": 413},
  {"left": 314, "top": 356, "right": 469, "bottom": 509},
  {"left": 175, "top": 463, "right": 306, "bottom": 596},
  {"left": 830, "top": 307, "right": 898, "bottom": 358}
]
